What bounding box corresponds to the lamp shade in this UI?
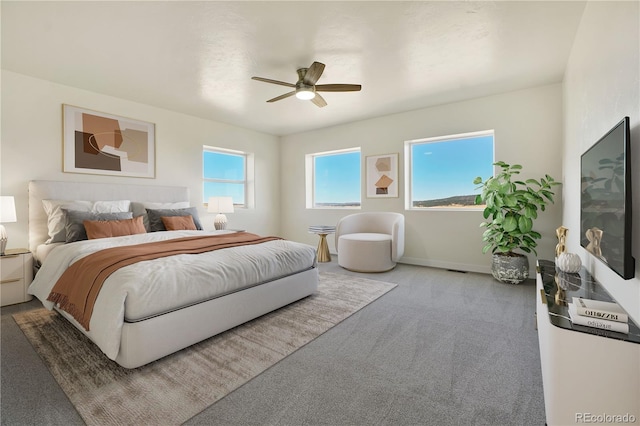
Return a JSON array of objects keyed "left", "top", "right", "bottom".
[
  {"left": 207, "top": 197, "right": 234, "bottom": 214},
  {"left": 0, "top": 196, "right": 17, "bottom": 223}
]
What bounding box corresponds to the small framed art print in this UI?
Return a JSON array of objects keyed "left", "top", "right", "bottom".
[{"left": 366, "top": 153, "right": 398, "bottom": 198}]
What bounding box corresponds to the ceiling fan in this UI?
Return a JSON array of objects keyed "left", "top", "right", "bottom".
[{"left": 251, "top": 61, "right": 361, "bottom": 108}]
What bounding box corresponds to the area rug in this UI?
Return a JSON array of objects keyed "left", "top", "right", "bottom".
[{"left": 13, "top": 272, "right": 396, "bottom": 426}]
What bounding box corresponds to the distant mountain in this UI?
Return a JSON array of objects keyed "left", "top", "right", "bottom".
[
  {"left": 314, "top": 196, "right": 480, "bottom": 209},
  {"left": 413, "top": 195, "right": 479, "bottom": 208},
  {"left": 315, "top": 202, "right": 361, "bottom": 207}
]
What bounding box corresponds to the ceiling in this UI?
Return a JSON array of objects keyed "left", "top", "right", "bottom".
[{"left": 1, "top": 1, "right": 586, "bottom": 136}]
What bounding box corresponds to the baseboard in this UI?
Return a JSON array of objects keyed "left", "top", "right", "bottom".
[
  {"left": 331, "top": 253, "right": 536, "bottom": 277},
  {"left": 398, "top": 256, "right": 491, "bottom": 274}
]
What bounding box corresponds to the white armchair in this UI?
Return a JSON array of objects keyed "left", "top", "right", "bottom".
[{"left": 335, "top": 212, "right": 405, "bottom": 272}]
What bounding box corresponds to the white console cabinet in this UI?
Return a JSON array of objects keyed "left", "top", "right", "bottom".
[{"left": 536, "top": 260, "right": 639, "bottom": 425}]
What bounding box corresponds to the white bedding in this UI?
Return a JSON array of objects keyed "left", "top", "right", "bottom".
[
  {"left": 28, "top": 230, "right": 317, "bottom": 360},
  {"left": 35, "top": 242, "right": 64, "bottom": 263}
]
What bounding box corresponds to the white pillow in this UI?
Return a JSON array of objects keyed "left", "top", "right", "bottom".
[
  {"left": 142, "top": 201, "right": 190, "bottom": 209},
  {"left": 42, "top": 199, "right": 131, "bottom": 243}
]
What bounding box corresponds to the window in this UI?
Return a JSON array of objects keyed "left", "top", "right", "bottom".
[
  {"left": 203, "top": 147, "right": 252, "bottom": 207},
  {"left": 306, "top": 148, "right": 361, "bottom": 208},
  {"left": 405, "top": 130, "right": 494, "bottom": 209}
]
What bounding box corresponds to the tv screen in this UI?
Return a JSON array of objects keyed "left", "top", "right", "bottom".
[{"left": 580, "top": 116, "right": 634, "bottom": 279}]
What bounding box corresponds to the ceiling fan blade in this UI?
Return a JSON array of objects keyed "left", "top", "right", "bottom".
[
  {"left": 310, "top": 93, "right": 327, "bottom": 108},
  {"left": 315, "top": 84, "right": 362, "bottom": 92},
  {"left": 252, "top": 76, "right": 295, "bottom": 88},
  {"left": 303, "top": 62, "right": 325, "bottom": 86},
  {"left": 266, "top": 91, "right": 296, "bottom": 103}
]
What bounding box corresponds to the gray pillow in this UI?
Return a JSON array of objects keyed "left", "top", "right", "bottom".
[
  {"left": 64, "top": 209, "right": 134, "bottom": 243},
  {"left": 146, "top": 207, "right": 203, "bottom": 232},
  {"left": 131, "top": 201, "right": 190, "bottom": 231}
]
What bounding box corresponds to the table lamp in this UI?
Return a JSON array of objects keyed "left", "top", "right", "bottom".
[
  {"left": 207, "top": 197, "right": 234, "bottom": 230},
  {"left": 0, "top": 196, "right": 17, "bottom": 255}
]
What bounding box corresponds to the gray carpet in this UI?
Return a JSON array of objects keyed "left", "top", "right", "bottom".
[
  {"left": 1, "top": 260, "right": 545, "bottom": 425},
  {"left": 10, "top": 272, "right": 396, "bottom": 426}
]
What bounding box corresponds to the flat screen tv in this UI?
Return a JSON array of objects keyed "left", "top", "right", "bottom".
[{"left": 580, "top": 116, "right": 635, "bottom": 279}]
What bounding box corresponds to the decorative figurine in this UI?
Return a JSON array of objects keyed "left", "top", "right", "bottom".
[
  {"left": 585, "top": 227, "right": 604, "bottom": 259},
  {"left": 554, "top": 226, "right": 581, "bottom": 273},
  {"left": 555, "top": 226, "right": 568, "bottom": 258}
]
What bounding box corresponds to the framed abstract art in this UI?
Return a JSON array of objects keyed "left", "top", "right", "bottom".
[
  {"left": 366, "top": 153, "right": 398, "bottom": 198},
  {"left": 63, "top": 105, "right": 155, "bottom": 178}
]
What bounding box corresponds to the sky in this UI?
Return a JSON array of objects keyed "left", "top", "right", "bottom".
[
  {"left": 204, "top": 135, "right": 494, "bottom": 206},
  {"left": 203, "top": 151, "right": 245, "bottom": 204},
  {"left": 313, "top": 135, "right": 493, "bottom": 205},
  {"left": 411, "top": 135, "right": 494, "bottom": 201},
  {"left": 314, "top": 151, "right": 361, "bottom": 204}
]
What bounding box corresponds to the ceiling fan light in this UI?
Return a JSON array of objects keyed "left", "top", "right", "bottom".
[{"left": 295, "top": 89, "right": 316, "bottom": 100}]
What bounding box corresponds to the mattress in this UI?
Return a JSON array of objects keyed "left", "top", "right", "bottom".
[{"left": 28, "top": 230, "right": 317, "bottom": 359}]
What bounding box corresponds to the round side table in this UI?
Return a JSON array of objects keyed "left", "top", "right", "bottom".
[{"left": 308, "top": 225, "right": 336, "bottom": 262}]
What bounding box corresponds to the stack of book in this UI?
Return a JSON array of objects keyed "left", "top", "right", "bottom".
[
  {"left": 308, "top": 225, "right": 336, "bottom": 234},
  {"left": 567, "top": 297, "right": 629, "bottom": 334}
]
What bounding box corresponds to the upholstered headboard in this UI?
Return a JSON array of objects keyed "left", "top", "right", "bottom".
[{"left": 28, "top": 180, "right": 189, "bottom": 253}]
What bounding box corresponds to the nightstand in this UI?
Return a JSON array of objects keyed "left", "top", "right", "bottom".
[{"left": 1, "top": 248, "right": 33, "bottom": 306}]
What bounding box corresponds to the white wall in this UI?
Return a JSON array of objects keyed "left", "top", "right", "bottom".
[
  {"left": 563, "top": 1, "right": 640, "bottom": 323},
  {"left": 0, "top": 71, "right": 281, "bottom": 249},
  {"left": 280, "top": 84, "right": 564, "bottom": 274}
]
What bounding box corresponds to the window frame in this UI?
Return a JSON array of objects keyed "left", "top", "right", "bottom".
[
  {"left": 305, "top": 147, "right": 362, "bottom": 209},
  {"left": 404, "top": 130, "right": 495, "bottom": 211},
  {"left": 202, "top": 146, "right": 253, "bottom": 209}
]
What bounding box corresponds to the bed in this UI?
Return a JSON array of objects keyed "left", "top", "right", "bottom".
[{"left": 27, "top": 180, "right": 318, "bottom": 369}]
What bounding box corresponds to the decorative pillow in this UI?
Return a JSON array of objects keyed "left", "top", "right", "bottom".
[
  {"left": 161, "top": 215, "right": 197, "bottom": 231},
  {"left": 42, "top": 199, "right": 131, "bottom": 243},
  {"left": 64, "top": 210, "right": 134, "bottom": 243},
  {"left": 146, "top": 207, "right": 203, "bottom": 232},
  {"left": 84, "top": 216, "right": 146, "bottom": 240},
  {"left": 131, "top": 201, "right": 190, "bottom": 230}
]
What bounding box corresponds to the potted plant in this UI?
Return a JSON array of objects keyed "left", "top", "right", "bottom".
[{"left": 473, "top": 161, "right": 560, "bottom": 284}]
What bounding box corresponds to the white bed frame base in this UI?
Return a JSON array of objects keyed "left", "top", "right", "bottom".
[
  {"left": 118, "top": 268, "right": 317, "bottom": 368},
  {"left": 29, "top": 180, "right": 318, "bottom": 369}
]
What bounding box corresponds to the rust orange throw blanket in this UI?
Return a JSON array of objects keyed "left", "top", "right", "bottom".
[{"left": 47, "top": 233, "right": 281, "bottom": 330}]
